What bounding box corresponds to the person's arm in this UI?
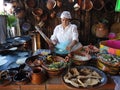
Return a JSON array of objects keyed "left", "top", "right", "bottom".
[
  {"left": 66, "top": 40, "right": 78, "bottom": 51},
  {"left": 66, "top": 25, "right": 79, "bottom": 51},
  {"left": 49, "top": 26, "right": 58, "bottom": 50}
]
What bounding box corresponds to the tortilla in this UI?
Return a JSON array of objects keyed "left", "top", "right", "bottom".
[
  {"left": 0, "top": 60, "right": 8, "bottom": 66},
  {"left": 0, "top": 56, "right": 7, "bottom": 66},
  {"left": 16, "top": 57, "right": 27, "bottom": 65}
]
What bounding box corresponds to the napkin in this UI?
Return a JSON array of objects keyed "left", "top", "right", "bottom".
[{"left": 111, "top": 75, "right": 120, "bottom": 90}]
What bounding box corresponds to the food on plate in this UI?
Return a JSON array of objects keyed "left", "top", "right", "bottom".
[
  {"left": 63, "top": 67, "right": 102, "bottom": 88},
  {"left": 27, "top": 58, "right": 41, "bottom": 67},
  {"left": 73, "top": 54, "right": 91, "bottom": 61},
  {"left": 83, "top": 45, "right": 99, "bottom": 54}
]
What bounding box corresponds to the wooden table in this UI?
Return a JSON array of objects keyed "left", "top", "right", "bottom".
[
  {"left": 0, "top": 75, "right": 115, "bottom": 90},
  {"left": 0, "top": 50, "right": 116, "bottom": 90}
]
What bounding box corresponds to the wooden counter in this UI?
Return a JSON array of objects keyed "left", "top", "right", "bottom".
[
  {"left": 0, "top": 75, "right": 115, "bottom": 90},
  {"left": 0, "top": 50, "right": 116, "bottom": 90}
]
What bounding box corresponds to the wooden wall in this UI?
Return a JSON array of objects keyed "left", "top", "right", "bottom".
[{"left": 7, "top": 0, "right": 117, "bottom": 48}]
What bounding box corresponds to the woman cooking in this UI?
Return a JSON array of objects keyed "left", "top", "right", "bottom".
[{"left": 49, "top": 11, "right": 82, "bottom": 55}]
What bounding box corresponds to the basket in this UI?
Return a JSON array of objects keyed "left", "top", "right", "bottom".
[
  {"left": 97, "top": 59, "right": 120, "bottom": 75},
  {"left": 96, "top": 53, "right": 120, "bottom": 75},
  {"left": 100, "top": 40, "right": 120, "bottom": 56}
]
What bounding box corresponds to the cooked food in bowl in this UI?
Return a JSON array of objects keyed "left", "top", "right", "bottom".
[
  {"left": 41, "top": 55, "right": 68, "bottom": 76},
  {"left": 72, "top": 53, "right": 91, "bottom": 65},
  {"left": 42, "top": 55, "right": 67, "bottom": 71},
  {"left": 25, "top": 55, "right": 46, "bottom": 68},
  {"left": 73, "top": 54, "right": 91, "bottom": 61}
]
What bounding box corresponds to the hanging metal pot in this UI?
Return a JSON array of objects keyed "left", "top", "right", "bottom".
[{"left": 92, "top": 22, "right": 109, "bottom": 38}]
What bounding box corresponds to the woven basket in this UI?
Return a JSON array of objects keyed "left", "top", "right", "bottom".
[
  {"left": 97, "top": 59, "right": 120, "bottom": 75},
  {"left": 100, "top": 40, "right": 120, "bottom": 56}
]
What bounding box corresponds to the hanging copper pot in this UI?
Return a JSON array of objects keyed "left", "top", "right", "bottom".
[
  {"left": 46, "top": 0, "right": 56, "bottom": 10},
  {"left": 81, "top": 0, "right": 93, "bottom": 11},
  {"left": 32, "top": 8, "right": 43, "bottom": 17},
  {"left": 56, "top": 0, "right": 62, "bottom": 8}
]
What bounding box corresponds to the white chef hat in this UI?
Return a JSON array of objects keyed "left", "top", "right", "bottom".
[{"left": 60, "top": 11, "right": 72, "bottom": 19}]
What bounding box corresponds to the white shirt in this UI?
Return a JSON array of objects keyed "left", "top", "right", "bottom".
[
  {"left": 50, "top": 23, "right": 82, "bottom": 54},
  {"left": 50, "top": 23, "right": 79, "bottom": 44}
]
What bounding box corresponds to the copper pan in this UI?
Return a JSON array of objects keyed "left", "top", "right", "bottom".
[
  {"left": 81, "top": 0, "right": 93, "bottom": 11},
  {"left": 32, "top": 8, "right": 43, "bottom": 17}
]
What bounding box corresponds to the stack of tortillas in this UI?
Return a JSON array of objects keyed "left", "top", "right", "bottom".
[
  {"left": 16, "top": 52, "right": 28, "bottom": 65},
  {"left": 0, "top": 56, "right": 8, "bottom": 66}
]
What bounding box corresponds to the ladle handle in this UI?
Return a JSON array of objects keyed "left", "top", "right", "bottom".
[{"left": 35, "top": 26, "right": 53, "bottom": 46}]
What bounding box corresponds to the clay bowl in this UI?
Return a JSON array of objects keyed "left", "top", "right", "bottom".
[
  {"left": 97, "top": 53, "right": 120, "bottom": 75},
  {"left": 13, "top": 71, "right": 30, "bottom": 85},
  {"left": 41, "top": 55, "right": 67, "bottom": 77},
  {"left": 25, "top": 55, "right": 45, "bottom": 68},
  {"left": 0, "top": 76, "right": 12, "bottom": 86},
  {"left": 72, "top": 54, "right": 91, "bottom": 65},
  {"left": 0, "top": 70, "right": 12, "bottom": 86}
]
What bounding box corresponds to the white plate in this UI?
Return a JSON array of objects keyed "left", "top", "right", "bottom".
[
  {"left": 16, "top": 57, "right": 27, "bottom": 65},
  {"left": 73, "top": 54, "right": 91, "bottom": 61},
  {"left": 8, "top": 47, "right": 17, "bottom": 51},
  {"left": 17, "top": 52, "right": 28, "bottom": 57}
]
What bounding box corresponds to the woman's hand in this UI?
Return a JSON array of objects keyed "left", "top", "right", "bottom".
[
  {"left": 66, "top": 45, "right": 72, "bottom": 51},
  {"left": 66, "top": 40, "right": 78, "bottom": 51}
]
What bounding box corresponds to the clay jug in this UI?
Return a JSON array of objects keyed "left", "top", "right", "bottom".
[
  {"left": 95, "top": 22, "right": 109, "bottom": 38},
  {"left": 31, "top": 67, "right": 45, "bottom": 84}
]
